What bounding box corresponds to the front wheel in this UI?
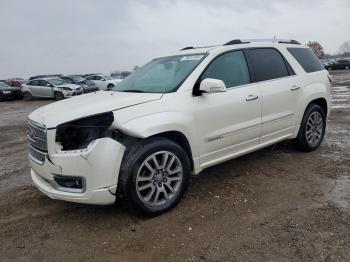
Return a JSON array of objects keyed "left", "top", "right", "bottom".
[
  {"left": 294, "top": 104, "right": 326, "bottom": 152},
  {"left": 117, "top": 138, "right": 191, "bottom": 216},
  {"left": 107, "top": 84, "right": 114, "bottom": 91},
  {"left": 345, "top": 66, "right": 350, "bottom": 70},
  {"left": 54, "top": 91, "right": 64, "bottom": 100}
]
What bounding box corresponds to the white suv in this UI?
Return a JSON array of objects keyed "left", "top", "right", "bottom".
[{"left": 27, "top": 39, "right": 331, "bottom": 215}]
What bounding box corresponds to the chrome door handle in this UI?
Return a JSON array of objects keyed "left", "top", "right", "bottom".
[
  {"left": 246, "top": 94, "right": 259, "bottom": 101},
  {"left": 291, "top": 85, "right": 301, "bottom": 91}
]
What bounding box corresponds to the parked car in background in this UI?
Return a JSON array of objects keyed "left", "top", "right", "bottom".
[
  {"left": 0, "top": 81, "right": 22, "bottom": 101},
  {"left": 325, "top": 59, "right": 350, "bottom": 71},
  {"left": 61, "top": 75, "right": 99, "bottom": 93},
  {"left": 27, "top": 39, "right": 331, "bottom": 215},
  {"left": 84, "top": 74, "right": 122, "bottom": 91},
  {"left": 112, "top": 75, "right": 124, "bottom": 80},
  {"left": 29, "top": 74, "right": 63, "bottom": 80},
  {"left": 5, "top": 79, "right": 26, "bottom": 88},
  {"left": 21, "top": 78, "right": 83, "bottom": 101}
]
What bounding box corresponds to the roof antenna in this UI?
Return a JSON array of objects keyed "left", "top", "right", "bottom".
[{"left": 273, "top": 35, "right": 277, "bottom": 43}]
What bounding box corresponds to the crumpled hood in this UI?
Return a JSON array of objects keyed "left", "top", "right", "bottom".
[
  {"left": 57, "top": 83, "right": 81, "bottom": 90},
  {"left": 29, "top": 91, "right": 163, "bottom": 128}
]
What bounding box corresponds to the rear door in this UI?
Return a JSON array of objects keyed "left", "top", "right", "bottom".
[
  {"left": 27, "top": 80, "right": 41, "bottom": 97},
  {"left": 246, "top": 48, "right": 301, "bottom": 143},
  {"left": 194, "top": 50, "right": 262, "bottom": 167}
]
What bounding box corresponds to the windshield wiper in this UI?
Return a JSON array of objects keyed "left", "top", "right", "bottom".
[{"left": 120, "top": 90, "right": 145, "bottom": 93}]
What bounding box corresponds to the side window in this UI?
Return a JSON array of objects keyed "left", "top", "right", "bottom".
[
  {"left": 202, "top": 50, "right": 251, "bottom": 88},
  {"left": 94, "top": 76, "right": 102, "bottom": 80},
  {"left": 287, "top": 48, "right": 324, "bottom": 73},
  {"left": 31, "top": 80, "right": 40, "bottom": 86},
  {"left": 248, "top": 48, "right": 289, "bottom": 82},
  {"left": 86, "top": 76, "right": 93, "bottom": 80},
  {"left": 39, "top": 80, "right": 50, "bottom": 87}
]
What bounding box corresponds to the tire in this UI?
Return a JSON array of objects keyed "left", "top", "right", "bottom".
[
  {"left": 294, "top": 104, "right": 326, "bottom": 152},
  {"left": 107, "top": 84, "right": 114, "bottom": 91},
  {"left": 327, "top": 67, "right": 332, "bottom": 71},
  {"left": 23, "top": 91, "right": 33, "bottom": 101},
  {"left": 0, "top": 93, "right": 4, "bottom": 102},
  {"left": 54, "top": 91, "right": 64, "bottom": 101},
  {"left": 117, "top": 137, "right": 191, "bottom": 216},
  {"left": 345, "top": 66, "right": 350, "bottom": 70}
]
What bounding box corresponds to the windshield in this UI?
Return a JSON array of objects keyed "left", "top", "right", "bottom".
[
  {"left": 48, "top": 79, "right": 67, "bottom": 86},
  {"left": 103, "top": 75, "right": 112, "bottom": 80},
  {"left": 0, "top": 82, "right": 10, "bottom": 89},
  {"left": 114, "top": 54, "right": 205, "bottom": 93},
  {"left": 69, "top": 76, "right": 85, "bottom": 82}
]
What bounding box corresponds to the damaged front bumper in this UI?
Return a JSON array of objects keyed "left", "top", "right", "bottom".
[{"left": 29, "top": 135, "right": 125, "bottom": 205}]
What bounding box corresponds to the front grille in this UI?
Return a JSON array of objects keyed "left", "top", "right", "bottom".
[{"left": 27, "top": 120, "right": 47, "bottom": 165}]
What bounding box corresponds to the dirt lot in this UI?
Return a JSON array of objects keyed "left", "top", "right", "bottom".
[{"left": 0, "top": 71, "right": 349, "bottom": 261}]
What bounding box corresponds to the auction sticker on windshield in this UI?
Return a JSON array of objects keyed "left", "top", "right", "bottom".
[{"left": 180, "top": 55, "right": 204, "bottom": 61}]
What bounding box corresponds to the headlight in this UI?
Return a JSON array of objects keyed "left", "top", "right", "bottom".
[
  {"left": 56, "top": 112, "right": 114, "bottom": 150},
  {"left": 61, "top": 87, "right": 72, "bottom": 91}
]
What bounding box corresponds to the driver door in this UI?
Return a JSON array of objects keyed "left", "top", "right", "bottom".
[
  {"left": 38, "top": 80, "right": 54, "bottom": 97},
  {"left": 194, "top": 50, "right": 262, "bottom": 168}
]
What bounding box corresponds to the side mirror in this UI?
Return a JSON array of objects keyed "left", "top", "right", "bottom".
[
  {"left": 199, "top": 78, "right": 227, "bottom": 94},
  {"left": 46, "top": 84, "right": 52, "bottom": 87}
]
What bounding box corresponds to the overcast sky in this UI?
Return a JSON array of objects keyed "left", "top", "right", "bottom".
[{"left": 1, "top": 0, "right": 349, "bottom": 79}]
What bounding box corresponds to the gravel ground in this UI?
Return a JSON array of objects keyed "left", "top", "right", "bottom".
[{"left": 0, "top": 71, "right": 349, "bottom": 261}]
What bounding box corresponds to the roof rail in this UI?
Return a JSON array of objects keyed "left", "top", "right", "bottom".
[
  {"left": 224, "top": 39, "right": 249, "bottom": 45},
  {"left": 180, "top": 46, "right": 194, "bottom": 50},
  {"left": 223, "top": 39, "right": 301, "bottom": 45}
]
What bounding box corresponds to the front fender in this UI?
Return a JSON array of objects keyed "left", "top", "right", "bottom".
[{"left": 115, "top": 111, "right": 198, "bottom": 157}]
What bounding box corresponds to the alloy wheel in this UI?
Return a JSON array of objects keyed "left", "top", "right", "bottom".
[
  {"left": 136, "top": 151, "right": 183, "bottom": 207},
  {"left": 305, "top": 111, "right": 324, "bottom": 146}
]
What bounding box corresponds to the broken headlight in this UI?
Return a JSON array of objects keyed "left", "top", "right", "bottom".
[{"left": 56, "top": 112, "right": 114, "bottom": 150}]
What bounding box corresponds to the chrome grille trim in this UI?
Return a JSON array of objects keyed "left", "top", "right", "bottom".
[
  {"left": 27, "top": 120, "right": 47, "bottom": 165},
  {"left": 28, "top": 145, "right": 47, "bottom": 165}
]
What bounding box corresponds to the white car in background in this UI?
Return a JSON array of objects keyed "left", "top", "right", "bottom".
[
  {"left": 21, "top": 78, "right": 83, "bottom": 101},
  {"left": 84, "top": 74, "right": 122, "bottom": 91}
]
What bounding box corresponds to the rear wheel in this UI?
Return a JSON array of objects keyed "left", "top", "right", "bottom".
[
  {"left": 345, "top": 66, "right": 350, "bottom": 70},
  {"left": 54, "top": 91, "right": 64, "bottom": 100},
  {"left": 23, "top": 91, "right": 33, "bottom": 101},
  {"left": 294, "top": 104, "right": 326, "bottom": 152},
  {"left": 118, "top": 138, "right": 191, "bottom": 216}
]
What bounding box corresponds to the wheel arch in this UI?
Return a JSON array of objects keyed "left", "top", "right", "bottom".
[{"left": 148, "top": 131, "right": 194, "bottom": 172}]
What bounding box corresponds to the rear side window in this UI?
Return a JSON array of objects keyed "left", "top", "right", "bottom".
[
  {"left": 202, "top": 50, "right": 251, "bottom": 88},
  {"left": 248, "top": 48, "right": 290, "bottom": 82},
  {"left": 287, "top": 48, "right": 324, "bottom": 73}
]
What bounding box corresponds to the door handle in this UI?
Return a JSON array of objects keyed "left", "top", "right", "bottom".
[
  {"left": 291, "top": 85, "right": 301, "bottom": 91},
  {"left": 245, "top": 94, "right": 259, "bottom": 101}
]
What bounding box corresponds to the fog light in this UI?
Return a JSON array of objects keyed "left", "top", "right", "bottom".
[{"left": 53, "top": 175, "right": 85, "bottom": 193}]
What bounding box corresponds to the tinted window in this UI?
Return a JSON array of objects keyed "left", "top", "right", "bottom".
[
  {"left": 202, "top": 51, "right": 251, "bottom": 88},
  {"left": 39, "top": 80, "right": 51, "bottom": 87},
  {"left": 248, "top": 48, "right": 289, "bottom": 81},
  {"left": 85, "top": 76, "right": 94, "bottom": 80},
  {"left": 287, "top": 48, "right": 324, "bottom": 73},
  {"left": 30, "top": 80, "right": 40, "bottom": 86}
]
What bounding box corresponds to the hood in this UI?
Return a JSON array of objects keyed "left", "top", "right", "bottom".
[
  {"left": 29, "top": 91, "right": 163, "bottom": 128},
  {"left": 110, "top": 79, "right": 122, "bottom": 85},
  {"left": 57, "top": 83, "right": 81, "bottom": 90}
]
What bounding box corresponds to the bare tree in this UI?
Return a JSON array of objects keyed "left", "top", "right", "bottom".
[
  {"left": 339, "top": 41, "right": 350, "bottom": 56},
  {"left": 307, "top": 41, "right": 325, "bottom": 59}
]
